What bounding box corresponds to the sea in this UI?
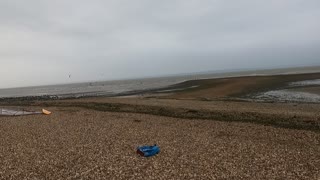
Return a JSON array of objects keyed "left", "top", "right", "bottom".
[{"left": 1, "top": 66, "right": 320, "bottom": 99}]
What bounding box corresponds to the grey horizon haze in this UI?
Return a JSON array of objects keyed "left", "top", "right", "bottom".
[{"left": 0, "top": 0, "right": 320, "bottom": 88}]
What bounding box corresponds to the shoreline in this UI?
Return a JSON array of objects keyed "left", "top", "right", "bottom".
[{"left": 1, "top": 72, "right": 320, "bottom": 103}]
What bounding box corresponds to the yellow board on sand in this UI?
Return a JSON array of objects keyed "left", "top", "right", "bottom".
[{"left": 42, "top": 109, "right": 52, "bottom": 115}]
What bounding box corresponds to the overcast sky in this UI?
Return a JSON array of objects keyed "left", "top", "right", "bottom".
[{"left": 0, "top": 0, "right": 319, "bottom": 88}]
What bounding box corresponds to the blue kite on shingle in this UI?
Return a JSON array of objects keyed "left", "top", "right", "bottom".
[{"left": 137, "top": 144, "right": 160, "bottom": 157}]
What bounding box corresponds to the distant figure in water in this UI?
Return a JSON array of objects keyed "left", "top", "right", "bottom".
[{"left": 69, "top": 74, "right": 71, "bottom": 78}]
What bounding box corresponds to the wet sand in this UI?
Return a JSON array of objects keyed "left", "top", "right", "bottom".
[
  {"left": 1, "top": 73, "right": 320, "bottom": 179},
  {"left": 290, "top": 87, "right": 320, "bottom": 95},
  {"left": 159, "top": 72, "right": 320, "bottom": 101}
]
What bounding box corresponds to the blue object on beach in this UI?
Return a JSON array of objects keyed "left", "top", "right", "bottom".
[{"left": 137, "top": 144, "right": 160, "bottom": 157}]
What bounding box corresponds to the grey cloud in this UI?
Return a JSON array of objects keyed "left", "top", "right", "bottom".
[{"left": 0, "top": 0, "right": 320, "bottom": 88}]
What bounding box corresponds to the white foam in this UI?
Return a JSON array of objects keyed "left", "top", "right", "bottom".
[
  {"left": 256, "top": 90, "right": 320, "bottom": 103},
  {"left": 290, "top": 79, "right": 320, "bottom": 87}
]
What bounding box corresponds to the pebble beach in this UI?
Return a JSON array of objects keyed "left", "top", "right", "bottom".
[{"left": 1, "top": 72, "right": 320, "bottom": 179}]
